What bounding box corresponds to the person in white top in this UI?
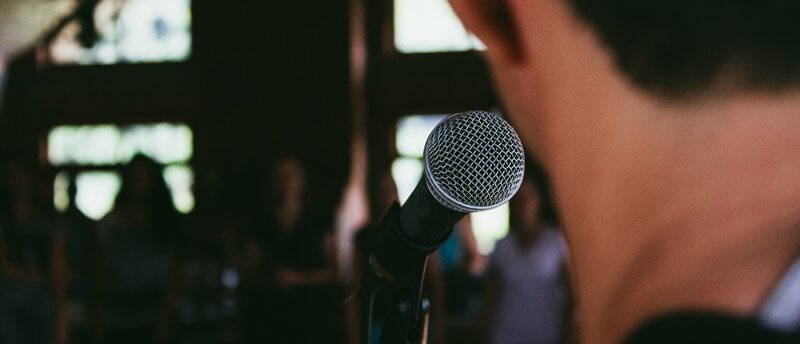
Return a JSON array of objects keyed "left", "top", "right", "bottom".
[{"left": 484, "top": 177, "right": 572, "bottom": 344}]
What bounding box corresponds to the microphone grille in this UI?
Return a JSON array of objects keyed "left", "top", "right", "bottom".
[{"left": 424, "top": 111, "right": 525, "bottom": 213}]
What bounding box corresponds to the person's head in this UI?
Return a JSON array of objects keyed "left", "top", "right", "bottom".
[
  {"left": 116, "top": 154, "right": 174, "bottom": 215},
  {"left": 128, "top": 157, "right": 156, "bottom": 196},
  {"left": 451, "top": 1, "right": 800, "bottom": 97},
  {"left": 450, "top": 2, "right": 800, "bottom": 341},
  {"left": 509, "top": 178, "right": 542, "bottom": 236},
  {"left": 263, "top": 154, "right": 306, "bottom": 208},
  {"left": 449, "top": 0, "right": 800, "bottom": 164},
  {"left": 368, "top": 171, "right": 399, "bottom": 221},
  {"left": 2, "top": 160, "right": 32, "bottom": 200},
  {"left": 1, "top": 160, "right": 35, "bottom": 221},
  {"left": 67, "top": 174, "right": 79, "bottom": 209},
  {"left": 274, "top": 156, "right": 305, "bottom": 198}
]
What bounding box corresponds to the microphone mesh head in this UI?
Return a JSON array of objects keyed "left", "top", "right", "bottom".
[{"left": 424, "top": 111, "right": 525, "bottom": 213}]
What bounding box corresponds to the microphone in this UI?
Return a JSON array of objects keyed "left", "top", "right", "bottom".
[
  {"left": 368, "top": 110, "right": 525, "bottom": 283},
  {"left": 360, "top": 111, "right": 524, "bottom": 344}
]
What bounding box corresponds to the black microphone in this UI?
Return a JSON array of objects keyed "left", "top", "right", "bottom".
[
  {"left": 360, "top": 111, "right": 525, "bottom": 344},
  {"left": 368, "top": 110, "right": 525, "bottom": 283}
]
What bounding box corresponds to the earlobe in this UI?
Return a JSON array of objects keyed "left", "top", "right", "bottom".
[{"left": 448, "top": 0, "right": 524, "bottom": 63}]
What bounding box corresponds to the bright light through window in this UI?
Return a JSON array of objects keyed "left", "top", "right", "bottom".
[
  {"left": 471, "top": 204, "right": 510, "bottom": 254},
  {"left": 54, "top": 171, "right": 70, "bottom": 213},
  {"left": 48, "top": 123, "right": 194, "bottom": 218},
  {"left": 48, "top": 123, "right": 192, "bottom": 166},
  {"left": 163, "top": 165, "right": 195, "bottom": 214},
  {"left": 49, "top": 0, "right": 192, "bottom": 65},
  {"left": 396, "top": 115, "right": 446, "bottom": 158},
  {"left": 391, "top": 157, "right": 424, "bottom": 203},
  {"left": 76, "top": 171, "right": 122, "bottom": 220},
  {"left": 48, "top": 125, "right": 122, "bottom": 166},
  {"left": 393, "top": 115, "right": 508, "bottom": 254},
  {"left": 120, "top": 123, "right": 194, "bottom": 165},
  {"left": 394, "top": 0, "right": 485, "bottom": 53}
]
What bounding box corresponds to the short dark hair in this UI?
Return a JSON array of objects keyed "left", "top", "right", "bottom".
[{"left": 568, "top": 1, "right": 800, "bottom": 99}]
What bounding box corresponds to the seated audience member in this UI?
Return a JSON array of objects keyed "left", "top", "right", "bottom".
[
  {"left": 240, "top": 155, "right": 343, "bottom": 343},
  {"left": 0, "top": 161, "right": 67, "bottom": 344},
  {"left": 449, "top": 0, "right": 800, "bottom": 342},
  {"left": 438, "top": 216, "right": 485, "bottom": 316},
  {"left": 60, "top": 174, "right": 101, "bottom": 343},
  {"left": 96, "top": 155, "right": 178, "bottom": 344}
]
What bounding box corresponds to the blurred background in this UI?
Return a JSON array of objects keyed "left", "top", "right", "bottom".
[{"left": 0, "top": 0, "right": 570, "bottom": 343}]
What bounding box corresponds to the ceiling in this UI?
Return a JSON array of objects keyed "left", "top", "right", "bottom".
[{"left": 0, "top": 0, "right": 73, "bottom": 61}]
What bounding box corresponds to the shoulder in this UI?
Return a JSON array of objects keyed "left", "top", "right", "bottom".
[
  {"left": 98, "top": 208, "right": 124, "bottom": 227},
  {"left": 541, "top": 227, "right": 567, "bottom": 253},
  {"left": 489, "top": 235, "right": 514, "bottom": 262},
  {"left": 624, "top": 312, "right": 800, "bottom": 344},
  {"left": 96, "top": 209, "right": 129, "bottom": 238},
  {"left": 494, "top": 235, "right": 514, "bottom": 252}
]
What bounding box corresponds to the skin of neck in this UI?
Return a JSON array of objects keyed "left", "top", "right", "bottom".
[{"left": 482, "top": 1, "right": 800, "bottom": 342}]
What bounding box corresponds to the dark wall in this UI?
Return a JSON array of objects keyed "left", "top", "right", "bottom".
[{"left": 0, "top": 0, "right": 353, "bottom": 216}]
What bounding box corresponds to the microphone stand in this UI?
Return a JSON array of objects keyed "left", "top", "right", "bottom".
[
  {"left": 377, "top": 263, "right": 431, "bottom": 344},
  {"left": 360, "top": 202, "right": 452, "bottom": 344}
]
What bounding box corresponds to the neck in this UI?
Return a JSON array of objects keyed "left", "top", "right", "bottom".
[
  {"left": 515, "top": 221, "right": 543, "bottom": 247},
  {"left": 572, "top": 201, "right": 800, "bottom": 344},
  {"left": 551, "top": 91, "right": 800, "bottom": 344}
]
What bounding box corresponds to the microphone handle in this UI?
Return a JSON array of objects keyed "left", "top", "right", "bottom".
[
  {"left": 369, "top": 202, "right": 448, "bottom": 282},
  {"left": 399, "top": 176, "right": 466, "bottom": 247}
]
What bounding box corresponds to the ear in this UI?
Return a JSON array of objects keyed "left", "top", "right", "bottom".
[{"left": 448, "top": 0, "right": 524, "bottom": 62}]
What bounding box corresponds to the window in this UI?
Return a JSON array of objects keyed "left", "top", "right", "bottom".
[
  {"left": 48, "top": 122, "right": 194, "bottom": 220},
  {"left": 392, "top": 115, "right": 508, "bottom": 254},
  {"left": 49, "top": 0, "right": 192, "bottom": 65},
  {"left": 75, "top": 171, "right": 123, "bottom": 220},
  {"left": 394, "top": 0, "right": 484, "bottom": 53},
  {"left": 48, "top": 123, "right": 193, "bottom": 165}
]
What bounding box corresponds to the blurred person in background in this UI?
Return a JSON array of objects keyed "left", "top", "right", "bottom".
[
  {"left": 483, "top": 176, "right": 572, "bottom": 344},
  {"left": 158, "top": 173, "right": 242, "bottom": 344},
  {"left": 96, "top": 155, "right": 179, "bottom": 344},
  {"left": 350, "top": 173, "right": 399, "bottom": 344},
  {"left": 0, "top": 161, "right": 68, "bottom": 344},
  {"left": 437, "top": 216, "right": 484, "bottom": 327},
  {"left": 240, "top": 155, "right": 343, "bottom": 343},
  {"left": 60, "top": 174, "right": 102, "bottom": 343}
]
